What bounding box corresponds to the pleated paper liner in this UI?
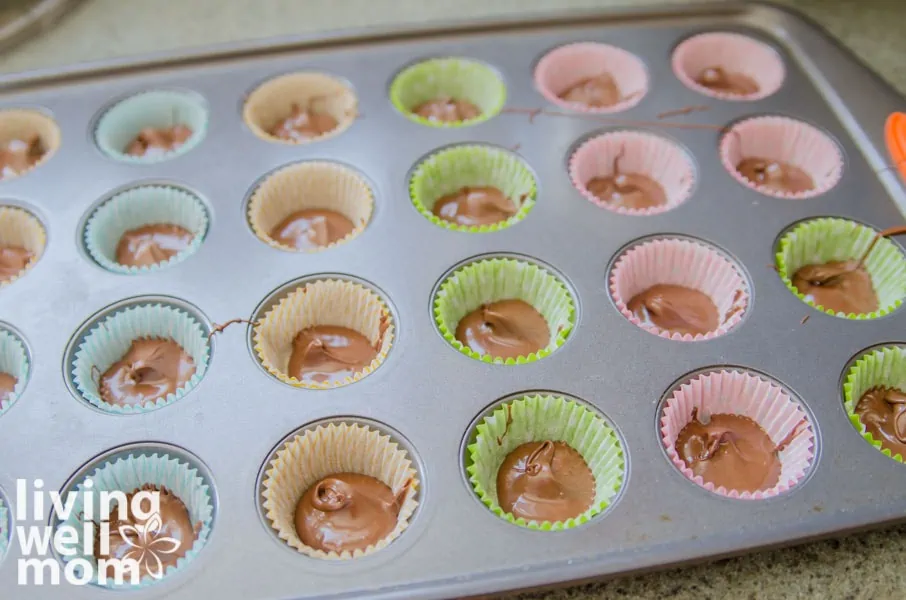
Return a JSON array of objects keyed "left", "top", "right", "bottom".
[
  {"left": 261, "top": 421, "right": 419, "bottom": 559},
  {"left": 609, "top": 236, "right": 749, "bottom": 341},
  {"left": 390, "top": 58, "right": 506, "bottom": 128},
  {"left": 84, "top": 184, "right": 209, "bottom": 274},
  {"left": 534, "top": 42, "right": 648, "bottom": 113},
  {"left": 71, "top": 303, "right": 211, "bottom": 414},
  {"left": 409, "top": 145, "right": 536, "bottom": 233},
  {"left": 843, "top": 345, "right": 906, "bottom": 462},
  {"left": 720, "top": 116, "right": 843, "bottom": 199},
  {"left": 0, "top": 205, "right": 46, "bottom": 287},
  {"left": 660, "top": 369, "right": 816, "bottom": 499},
  {"left": 775, "top": 218, "right": 906, "bottom": 319},
  {"left": 58, "top": 450, "right": 215, "bottom": 588},
  {"left": 0, "top": 327, "right": 29, "bottom": 417},
  {"left": 466, "top": 394, "right": 625, "bottom": 530},
  {"left": 0, "top": 109, "right": 60, "bottom": 179},
  {"left": 672, "top": 32, "right": 785, "bottom": 101},
  {"left": 247, "top": 161, "right": 373, "bottom": 252},
  {"left": 253, "top": 278, "right": 394, "bottom": 389},
  {"left": 243, "top": 72, "right": 357, "bottom": 144},
  {"left": 0, "top": 491, "right": 8, "bottom": 562},
  {"left": 433, "top": 256, "right": 575, "bottom": 364}
]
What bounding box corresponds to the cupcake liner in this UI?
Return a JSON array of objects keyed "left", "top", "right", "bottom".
[
  {"left": 0, "top": 109, "right": 60, "bottom": 179},
  {"left": 253, "top": 279, "right": 394, "bottom": 389},
  {"left": 0, "top": 493, "right": 8, "bottom": 561},
  {"left": 72, "top": 303, "right": 210, "bottom": 414},
  {"left": 466, "top": 394, "right": 624, "bottom": 530},
  {"left": 534, "top": 42, "right": 648, "bottom": 114},
  {"left": 95, "top": 90, "right": 208, "bottom": 163},
  {"left": 84, "top": 185, "right": 209, "bottom": 274},
  {"left": 609, "top": 237, "right": 749, "bottom": 341},
  {"left": 243, "top": 72, "right": 357, "bottom": 144},
  {"left": 261, "top": 422, "right": 419, "bottom": 559},
  {"left": 843, "top": 346, "right": 906, "bottom": 462},
  {"left": 434, "top": 257, "right": 574, "bottom": 364},
  {"left": 248, "top": 161, "right": 372, "bottom": 252},
  {"left": 0, "top": 205, "right": 46, "bottom": 287},
  {"left": 775, "top": 218, "right": 906, "bottom": 319},
  {"left": 568, "top": 130, "right": 695, "bottom": 216},
  {"left": 390, "top": 58, "right": 506, "bottom": 128},
  {"left": 720, "top": 116, "right": 843, "bottom": 199},
  {"left": 0, "top": 328, "right": 29, "bottom": 416},
  {"left": 59, "top": 451, "right": 214, "bottom": 588},
  {"left": 409, "top": 145, "right": 536, "bottom": 233},
  {"left": 672, "top": 32, "right": 785, "bottom": 101},
  {"left": 660, "top": 369, "right": 815, "bottom": 499}
]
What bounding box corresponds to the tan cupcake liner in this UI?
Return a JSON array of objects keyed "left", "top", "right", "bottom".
[
  {"left": 253, "top": 279, "right": 394, "bottom": 389},
  {"left": 261, "top": 421, "right": 419, "bottom": 559},
  {"left": 0, "top": 206, "right": 46, "bottom": 287},
  {"left": 0, "top": 109, "right": 60, "bottom": 179},
  {"left": 248, "top": 161, "right": 373, "bottom": 253}
]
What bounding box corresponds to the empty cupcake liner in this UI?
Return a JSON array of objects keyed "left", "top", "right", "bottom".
[
  {"left": 0, "top": 109, "right": 61, "bottom": 179},
  {"left": 720, "top": 116, "right": 843, "bottom": 199},
  {"left": 84, "top": 185, "right": 209, "bottom": 274},
  {"left": 609, "top": 237, "right": 749, "bottom": 341},
  {"left": 243, "top": 72, "right": 357, "bottom": 144},
  {"left": 261, "top": 422, "right": 419, "bottom": 559},
  {"left": 248, "top": 161, "right": 373, "bottom": 252},
  {"left": 95, "top": 90, "right": 208, "bottom": 163},
  {"left": 660, "top": 369, "right": 816, "bottom": 499},
  {"left": 72, "top": 303, "right": 210, "bottom": 414},
  {"left": 843, "top": 346, "right": 906, "bottom": 462},
  {"left": 534, "top": 42, "right": 648, "bottom": 114},
  {"left": 59, "top": 451, "right": 214, "bottom": 588},
  {"left": 390, "top": 58, "right": 506, "bottom": 128},
  {"left": 568, "top": 130, "right": 696, "bottom": 216},
  {"left": 253, "top": 279, "right": 394, "bottom": 389},
  {"left": 0, "top": 328, "right": 28, "bottom": 416},
  {"left": 0, "top": 205, "right": 46, "bottom": 287},
  {"left": 0, "top": 494, "right": 8, "bottom": 561},
  {"left": 775, "top": 218, "right": 906, "bottom": 319},
  {"left": 409, "top": 145, "right": 536, "bottom": 233},
  {"left": 434, "top": 257, "right": 574, "bottom": 364},
  {"left": 672, "top": 32, "right": 785, "bottom": 101},
  {"left": 466, "top": 394, "right": 624, "bottom": 530}
]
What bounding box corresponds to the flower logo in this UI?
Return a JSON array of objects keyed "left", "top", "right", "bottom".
[{"left": 115, "top": 513, "right": 181, "bottom": 580}]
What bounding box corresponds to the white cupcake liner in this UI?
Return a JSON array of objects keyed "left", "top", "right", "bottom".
[
  {"left": 0, "top": 205, "right": 46, "bottom": 287},
  {"left": 0, "top": 493, "right": 8, "bottom": 561},
  {"left": 0, "top": 328, "right": 29, "bottom": 416},
  {"left": 0, "top": 109, "right": 60, "bottom": 179}
]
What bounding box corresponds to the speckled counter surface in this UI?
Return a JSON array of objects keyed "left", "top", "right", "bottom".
[{"left": 2, "top": 1, "right": 905, "bottom": 599}]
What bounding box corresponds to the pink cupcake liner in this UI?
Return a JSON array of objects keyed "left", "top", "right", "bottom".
[
  {"left": 609, "top": 237, "right": 749, "bottom": 341},
  {"left": 569, "top": 130, "right": 695, "bottom": 216},
  {"left": 720, "top": 116, "right": 843, "bottom": 199},
  {"left": 672, "top": 32, "right": 785, "bottom": 101},
  {"left": 534, "top": 42, "right": 648, "bottom": 114},
  {"left": 660, "top": 369, "right": 816, "bottom": 500}
]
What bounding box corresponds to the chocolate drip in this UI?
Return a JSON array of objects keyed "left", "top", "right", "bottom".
[
  {"left": 432, "top": 186, "right": 518, "bottom": 226},
  {"left": 586, "top": 146, "right": 667, "bottom": 209},
  {"left": 856, "top": 386, "right": 906, "bottom": 456},
  {"left": 695, "top": 66, "right": 759, "bottom": 95},
  {"left": 116, "top": 224, "right": 194, "bottom": 267},
  {"left": 558, "top": 73, "right": 622, "bottom": 108},
  {"left": 455, "top": 299, "right": 550, "bottom": 359},
  {"left": 627, "top": 284, "right": 719, "bottom": 336},
  {"left": 287, "top": 325, "right": 377, "bottom": 385},
  {"left": 736, "top": 158, "right": 815, "bottom": 194},
  {"left": 269, "top": 209, "right": 355, "bottom": 250},
  {"left": 99, "top": 338, "right": 196, "bottom": 407}
]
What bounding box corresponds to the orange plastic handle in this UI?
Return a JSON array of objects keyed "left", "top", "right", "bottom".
[{"left": 885, "top": 112, "right": 906, "bottom": 181}]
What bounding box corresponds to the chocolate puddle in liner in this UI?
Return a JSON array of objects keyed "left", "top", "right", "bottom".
[
  {"left": 0, "top": 371, "right": 17, "bottom": 403},
  {"left": 496, "top": 441, "right": 595, "bottom": 523},
  {"left": 269, "top": 209, "right": 355, "bottom": 251},
  {"left": 627, "top": 284, "right": 719, "bottom": 336},
  {"left": 792, "top": 260, "right": 879, "bottom": 315},
  {"left": 99, "top": 338, "right": 196, "bottom": 408},
  {"left": 455, "top": 299, "right": 550, "bottom": 359},
  {"left": 558, "top": 73, "right": 622, "bottom": 108},
  {"left": 0, "top": 136, "right": 44, "bottom": 179},
  {"left": 695, "top": 67, "right": 759, "bottom": 96},
  {"left": 287, "top": 325, "right": 377, "bottom": 385},
  {"left": 855, "top": 386, "right": 906, "bottom": 457},
  {"left": 586, "top": 147, "right": 667, "bottom": 210},
  {"left": 116, "top": 224, "right": 194, "bottom": 268},
  {"left": 0, "top": 245, "right": 34, "bottom": 283},
  {"left": 270, "top": 103, "right": 338, "bottom": 141},
  {"left": 413, "top": 98, "right": 481, "bottom": 123},
  {"left": 736, "top": 158, "right": 814, "bottom": 194},
  {"left": 432, "top": 187, "right": 518, "bottom": 227},
  {"left": 126, "top": 125, "right": 193, "bottom": 158}
]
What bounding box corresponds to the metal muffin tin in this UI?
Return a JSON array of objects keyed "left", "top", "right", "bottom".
[{"left": 1, "top": 2, "right": 905, "bottom": 598}]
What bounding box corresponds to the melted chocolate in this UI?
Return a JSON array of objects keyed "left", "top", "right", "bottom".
[
  {"left": 558, "top": 74, "right": 622, "bottom": 108},
  {"left": 115, "top": 224, "right": 194, "bottom": 268},
  {"left": 0, "top": 136, "right": 44, "bottom": 179},
  {"left": 269, "top": 209, "right": 355, "bottom": 250},
  {"left": 736, "top": 158, "right": 814, "bottom": 194},
  {"left": 0, "top": 371, "right": 17, "bottom": 403},
  {"left": 455, "top": 300, "right": 549, "bottom": 359},
  {"left": 586, "top": 149, "right": 666, "bottom": 209},
  {"left": 126, "top": 125, "right": 193, "bottom": 158},
  {"left": 0, "top": 245, "right": 34, "bottom": 283},
  {"left": 432, "top": 187, "right": 517, "bottom": 227},
  {"left": 270, "top": 103, "right": 338, "bottom": 141},
  {"left": 99, "top": 338, "right": 196, "bottom": 408},
  {"left": 627, "top": 284, "right": 719, "bottom": 336},
  {"left": 496, "top": 441, "right": 595, "bottom": 523},
  {"left": 855, "top": 386, "right": 906, "bottom": 457},
  {"left": 695, "top": 67, "right": 759, "bottom": 96},
  {"left": 294, "top": 473, "right": 403, "bottom": 553},
  {"left": 412, "top": 98, "right": 481, "bottom": 123},
  {"left": 287, "top": 325, "right": 377, "bottom": 384},
  {"left": 792, "top": 260, "right": 879, "bottom": 315}
]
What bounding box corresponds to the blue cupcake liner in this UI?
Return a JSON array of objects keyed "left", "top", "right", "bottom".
[{"left": 0, "top": 328, "right": 28, "bottom": 416}]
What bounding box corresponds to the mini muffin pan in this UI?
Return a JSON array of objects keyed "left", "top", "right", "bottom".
[{"left": 1, "top": 3, "right": 906, "bottom": 599}]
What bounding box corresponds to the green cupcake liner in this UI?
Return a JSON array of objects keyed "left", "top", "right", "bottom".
[
  {"left": 410, "top": 145, "right": 537, "bottom": 233},
  {"left": 466, "top": 394, "right": 625, "bottom": 530},
  {"left": 72, "top": 304, "right": 210, "bottom": 414},
  {"left": 85, "top": 185, "right": 209, "bottom": 275},
  {"left": 95, "top": 90, "right": 208, "bottom": 163},
  {"left": 0, "top": 494, "right": 8, "bottom": 561},
  {"left": 59, "top": 451, "right": 214, "bottom": 588},
  {"left": 390, "top": 58, "right": 506, "bottom": 128},
  {"left": 434, "top": 257, "right": 574, "bottom": 364},
  {"left": 775, "top": 218, "right": 906, "bottom": 319},
  {"left": 843, "top": 345, "right": 906, "bottom": 462},
  {"left": 0, "top": 328, "right": 28, "bottom": 416}
]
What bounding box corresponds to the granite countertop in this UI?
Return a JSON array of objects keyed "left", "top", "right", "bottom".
[{"left": 1, "top": 1, "right": 904, "bottom": 599}]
